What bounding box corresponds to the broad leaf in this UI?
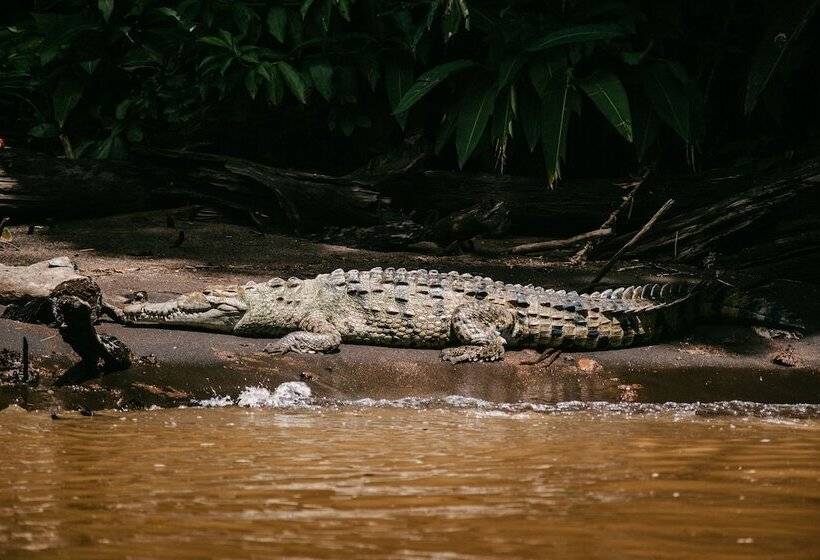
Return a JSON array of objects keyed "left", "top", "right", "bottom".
[
  {"left": 385, "top": 64, "right": 413, "bottom": 128},
  {"left": 337, "top": 0, "right": 352, "bottom": 22},
  {"left": 456, "top": 86, "right": 496, "bottom": 167},
  {"left": 245, "top": 69, "right": 259, "bottom": 99},
  {"left": 308, "top": 61, "right": 334, "bottom": 100},
  {"left": 301, "top": 0, "right": 315, "bottom": 19},
  {"left": 541, "top": 70, "right": 574, "bottom": 187},
  {"left": 527, "top": 24, "right": 624, "bottom": 52},
  {"left": 277, "top": 62, "right": 308, "bottom": 103},
  {"left": 98, "top": 0, "right": 115, "bottom": 21},
  {"left": 435, "top": 111, "right": 458, "bottom": 155},
  {"left": 79, "top": 59, "right": 100, "bottom": 74},
  {"left": 491, "top": 86, "right": 515, "bottom": 142},
  {"left": 578, "top": 71, "right": 632, "bottom": 142},
  {"left": 53, "top": 79, "right": 83, "bottom": 128},
  {"left": 393, "top": 59, "right": 475, "bottom": 114},
  {"left": 529, "top": 57, "right": 565, "bottom": 97},
  {"left": 266, "top": 72, "right": 284, "bottom": 105},
  {"left": 642, "top": 62, "right": 691, "bottom": 144},
  {"left": 267, "top": 7, "right": 288, "bottom": 42},
  {"left": 491, "top": 87, "right": 516, "bottom": 173},
  {"left": 745, "top": 0, "right": 819, "bottom": 114},
  {"left": 517, "top": 83, "right": 541, "bottom": 152},
  {"left": 28, "top": 123, "right": 60, "bottom": 138},
  {"left": 497, "top": 56, "right": 524, "bottom": 89}
]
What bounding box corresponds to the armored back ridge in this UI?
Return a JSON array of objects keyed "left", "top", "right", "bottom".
[{"left": 122, "top": 268, "right": 802, "bottom": 363}]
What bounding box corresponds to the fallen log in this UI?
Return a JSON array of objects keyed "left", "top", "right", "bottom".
[
  {"left": 599, "top": 158, "right": 820, "bottom": 264},
  {"left": 0, "top": 147, "right": 719, "bottom": 237}
]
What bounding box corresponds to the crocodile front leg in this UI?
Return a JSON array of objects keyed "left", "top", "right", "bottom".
[
  {"left": 263, "top": 313, "right": 342, "bottom": 355},
  {"left": 440, "top": 302, "right": 516, "bottom": 363}
]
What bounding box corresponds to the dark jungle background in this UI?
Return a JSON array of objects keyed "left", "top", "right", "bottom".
[{"left": 1, "top": 0, "right": 818, "bottom": 186}]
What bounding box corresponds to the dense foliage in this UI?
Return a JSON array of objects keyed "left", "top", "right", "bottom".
[{"left": 1, "top": 1, "right": 818, "bottom": 182}]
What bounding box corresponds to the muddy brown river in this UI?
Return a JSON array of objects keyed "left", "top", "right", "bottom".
[{"left": 1, "top": 397, "right": 819, "bottom": 559}]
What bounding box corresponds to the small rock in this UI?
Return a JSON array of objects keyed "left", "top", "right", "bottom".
[
  {"left": 299, "top": 371, "right": 315, "bottom": 381},
  {"left": 139, "top": 354, "right": 159, "bottom": 366},
  {"left": 577, "top": 357, "right": 602, "bottom": 372},
  {"left": 772, "top": 346, "right": 798, "bottom": 368}
]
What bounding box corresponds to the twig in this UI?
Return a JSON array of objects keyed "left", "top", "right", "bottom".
[
  {"left": 570, "top": 169, "right": 651, "bottom": 264},
  {"left": 582, "top": 199, "right": 675, "bottom": 292},
  {"left": 509, "top": 228, "right": 612, "bottom": 254}
]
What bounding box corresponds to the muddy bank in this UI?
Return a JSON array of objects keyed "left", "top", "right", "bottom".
[{"left": 1, "top": 210, "right": 819, "bottom": 411}]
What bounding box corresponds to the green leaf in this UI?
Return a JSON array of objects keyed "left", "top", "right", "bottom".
[
  {"left": 277, "top": 62, "right": 308, "bottom": 103},
  {"left": 245, "top": 69, "right": 259, "bottom": 99},
  {"left": 578, "top": 71, "right": 632, "bottom": 142},
  {"left": 517, "top": 84, "right": 541, "bottom": 152},
  {"left": 53, "top": 79, "right": 83, "bottom": 128},
  {"left": 265, "top": 71, "right": 284, "bottom": 105},
  {"left": 385, "top": 63, "right": 413, "bottom": 128},
  {"left": 435, "top": 111, "right": 458, "bottom": 155},
  {"left": 318, "top": 0, "right": 333, "bottom": 32},
  {"left": 267, "top": 7, "right": 288, "bottom": 42},
  {"left": 497, "top": 56, "right": 524, "bottom": 89},
  {"left": 393, "top": 59, "right": 475, "bottom": 114},
  {"left": 456, "top": 86, "right": 496, "bottom": 167},
  {"left": 744, "top": 0, "right": 819, "bottom": 115},
  {"left": 308, "top": 61, "right": 334, "bottom": 100},
  {"left": 529, "top": 57, "right": 565, "bottom": 97},
  {"left": 199, "top": 35, "right": 233, "bottom": 51},
  {"left": 115, "top": 98, "right": 133, "bottom": 120},
  {"left": 300, "top": 0, "right": 315, "bottom": 19},
  {"left": 28, "top": 123, "right": 60, "bottom": 139},
  {"left": 527, "top": 24, "right": 624, "bottom": 52},
  {"left": 642, "top": 62, "right": 691, "bottom": 143},
  {"left": 156, "top": 7, "right": 181, "bottom": 22},
  {"left": 491, "top": 86, "right": 515, "bottom": 142},
  {"left": 79, "top": 59, "right": 100, "bottom": 74},
  {"left": 127, "top": 125, "right": 144, "bottom": 143},
  {"left": 541, "top": 70, "right": 574, "bottom": 187},
  {"left": 337, "top": 0, "right": 352, "bottom": 21},
  {"left": 232, "top": 4, "right": 256, "bottom": 38},
  {"left": 98, "top": 0, "right": 115, "bottom": 21}
]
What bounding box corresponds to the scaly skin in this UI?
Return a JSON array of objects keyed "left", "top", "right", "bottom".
[{"left": 122, "top": 268, "right": 802, "bottom": 363}]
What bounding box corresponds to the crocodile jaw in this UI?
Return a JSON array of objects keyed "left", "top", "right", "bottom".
[{"left": 123, "top": 288, "right": 248, "bottom": 332}]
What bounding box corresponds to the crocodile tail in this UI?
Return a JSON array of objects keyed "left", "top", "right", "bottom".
[
  {"left": 582, "top": 282, "right": 699, "bottom": 348},
  {"left": 709, "top": 287, "right": 805, "bottom": 332}
]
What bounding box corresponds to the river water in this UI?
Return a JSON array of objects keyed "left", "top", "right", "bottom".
[{"left": 1, "top": 392, "right": 819, "bottom": 559}]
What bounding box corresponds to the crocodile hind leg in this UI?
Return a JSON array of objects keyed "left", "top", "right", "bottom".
[
  {"left": 441, "top": 302, "right": 516, "bottom": 363},
  {"left": 263, "top": 313, "right": 342, "bottom": 355}
]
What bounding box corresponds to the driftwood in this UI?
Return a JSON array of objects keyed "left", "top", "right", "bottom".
[
  {"left": 600, "top": 158, "right": 820, "bottom": 263},
  {"left": 510, "top": 228, "right": 612, "bottom": 255},
  {"left": 0, "top": 257, "right": 90, "bottom": 321},
  {"left": 583, "top": 199, "right": 675, "bottom": 291},
  {"left": 571, "top": 171, "right": 649, "bottom": 264},
  {"left": 0, "top": 258, "right": 131, "bottom": 376}
]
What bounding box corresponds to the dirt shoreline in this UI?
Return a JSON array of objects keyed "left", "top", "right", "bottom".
[{"left": 1, "top": 210, "right": 818, "bottom": 411}]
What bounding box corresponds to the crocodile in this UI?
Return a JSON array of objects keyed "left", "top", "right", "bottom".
[{"left": 121, "top": 268, "right": 802, "bottom": 363}]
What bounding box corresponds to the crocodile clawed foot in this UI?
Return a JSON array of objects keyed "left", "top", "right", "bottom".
[
  {"left": 263, "top": 340, "right": 291, "bottom": 355},
  {"left": 520, "top": 347, "right": 562, "bottom": 367},
  {"left": 440, "top": 343, "right": 504, "bottom": 364},
  {"left": 263, "top": 330, "right": 341, "bottom": 356}
]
